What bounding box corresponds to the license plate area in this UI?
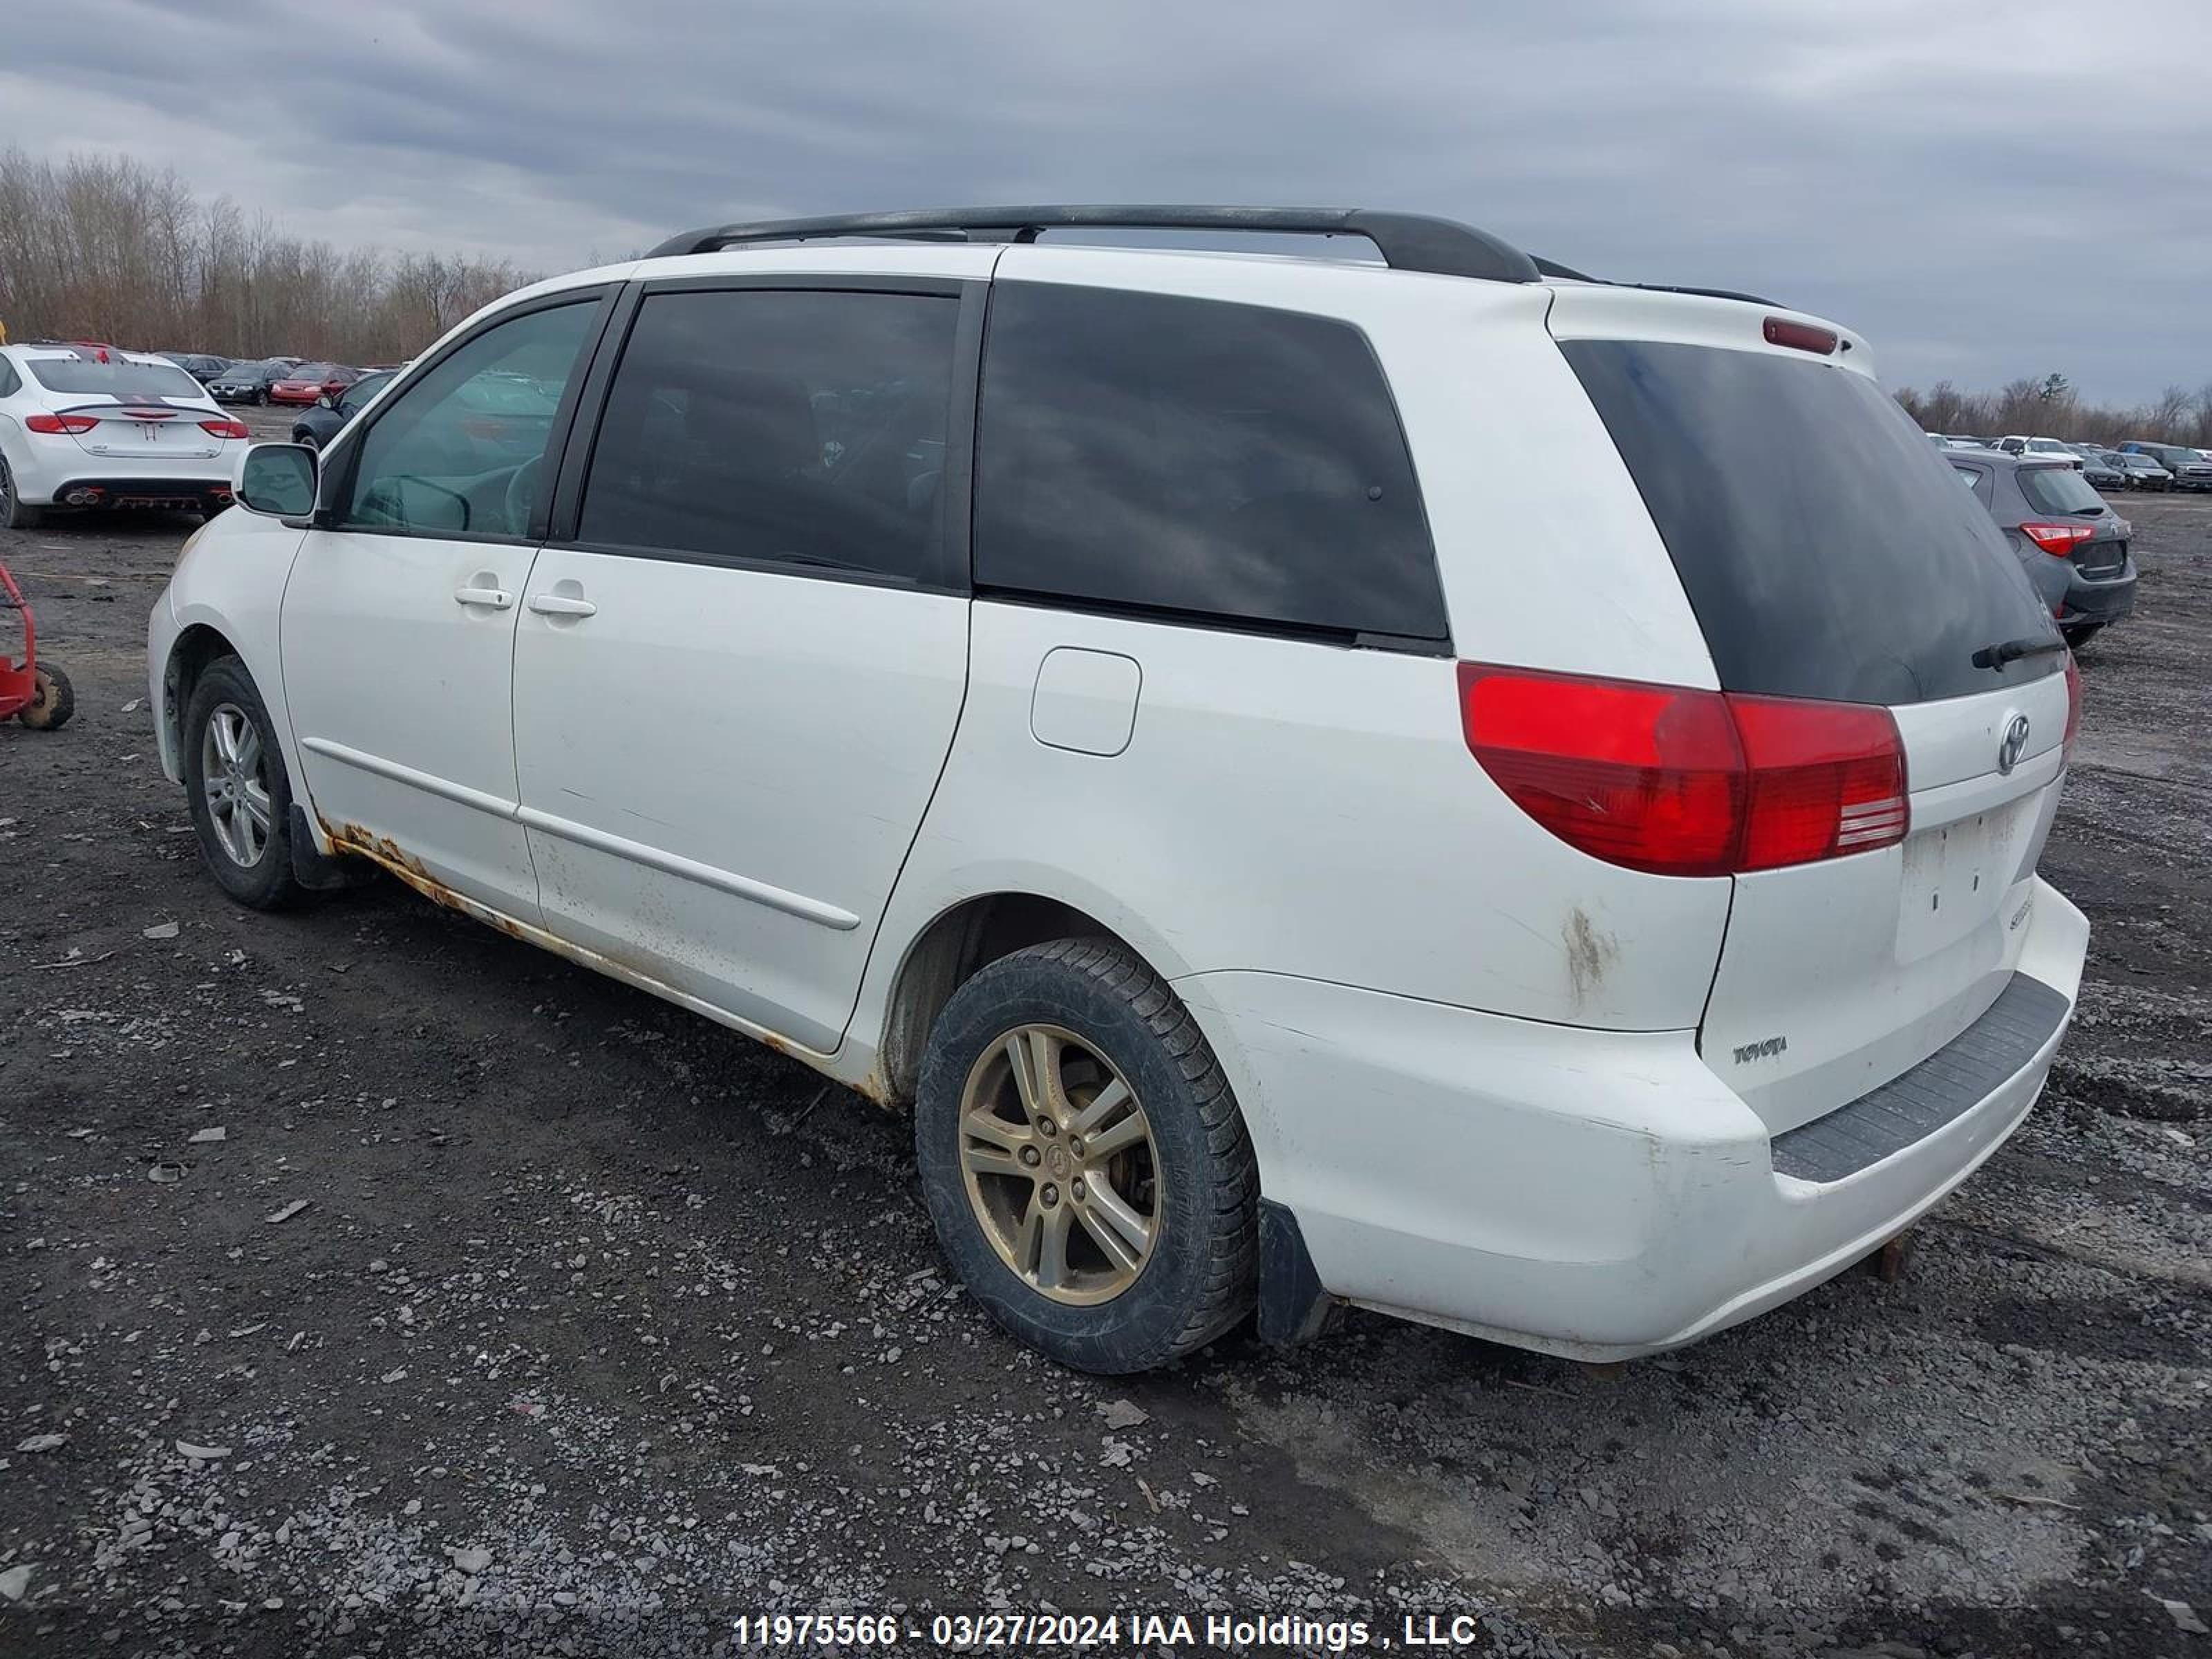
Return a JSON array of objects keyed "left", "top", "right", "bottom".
[{"left": 1896, "top": 792, "right": 2040, "bottom": 959}]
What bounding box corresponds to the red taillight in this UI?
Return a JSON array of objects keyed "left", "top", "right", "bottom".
[
  {"left": 1459, "top": 668, "right": 1745, "bottom": 875},
  {"left": 24, "top": 413, "right": 99, "bottom": 435},
  {"left": 2020, "top": 520, "right": 2094, "bottom": 556},
  {"left": 2063, "top": 652, "right": 2083, "bottom": 754},
  {"left": 1729, "top": 695, "right": 1909, "bottom": 868},
  {"left": 1763, "top": 317, "right": 1839, "bottom": 355},
  {"left": 1458, "top": 665, "right": 1908, "bottom": 878},
  {"left": 199, "top": 418, "right": 250, "bottom": 440}
]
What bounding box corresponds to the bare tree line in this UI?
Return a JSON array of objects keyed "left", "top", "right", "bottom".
[
  {"left": 1895, "top": 371, "right": 2212, "bottom": 449},
  {"left": 6, "top": 145, "right": 2209, "bottom": 442},
  {"left": 0, "top": 150, "right": 540, "bottom": 366}
]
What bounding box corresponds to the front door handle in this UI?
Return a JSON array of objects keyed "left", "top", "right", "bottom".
[
  {"left": 454, "top": 585, "right": 512, "bottom": 610},
  {"left": 527, "top": 592, "right": 597, "bottom": 618}
]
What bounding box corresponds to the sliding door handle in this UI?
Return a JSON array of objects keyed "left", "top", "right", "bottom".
[{"left": 527, "top": 592, "right": 597, "bottom": 618}]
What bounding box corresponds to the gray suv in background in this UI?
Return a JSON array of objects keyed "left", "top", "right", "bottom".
[{"left": 1944, "top": 449, "right": 2137, "bottom": 645}]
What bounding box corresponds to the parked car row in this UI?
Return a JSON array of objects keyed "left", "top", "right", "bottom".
[
  {"left": 0, "top": 335, "right": 414, "bottom": 527},
  {"left": 206, "top": 357, "right": 371, "bottom": 406},
  {"left": 99, "top": 348, "right": 388, "bottom": 407},
  {"left": 1929, "top": 430, "right": 2212, "bottom": 490}
]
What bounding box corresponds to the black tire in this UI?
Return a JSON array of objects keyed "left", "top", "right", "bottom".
[
  {"left": 915, "top": 938, "right": 1258, "bottom": 1373},
  {"left": 0, "top": 455, "right": 44, "bottom": 530},
  {"left": 18, "top": 663, "right": 74, "bottom": 730},
  {"left": 181, "top": 655, "right": 308, "bottom": 910},
  {"left": 2061, "top": 622, "right": 2103, "bottom": 649}
]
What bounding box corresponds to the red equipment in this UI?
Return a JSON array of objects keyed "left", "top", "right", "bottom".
[{"left": 0, "top": 561, "right": 75, "bottom": 730}]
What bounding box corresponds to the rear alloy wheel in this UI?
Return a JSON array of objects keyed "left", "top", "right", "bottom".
[
  {"left": 957, "top": 1024, "right": 1161, "bottom": 1304},
  {"left": 0, "top": 456, "right": 45, "bottom": 530},
  {"left": 916, "top": 938, "right": 1257, "bottom": 1373},
  {"left": 182, "top": 655, "right": 308, "bottom": 909}
]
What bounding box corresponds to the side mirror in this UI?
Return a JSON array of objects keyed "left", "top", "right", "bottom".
[
  {"left": 316, "top": 393, "right": 335, "bottom": 410},
  {"left": 236, "top": 443, "right": 319, "bottom": 519}
]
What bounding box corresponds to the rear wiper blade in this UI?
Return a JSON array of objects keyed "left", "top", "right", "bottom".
[{"left": 1972, "top": 636, "right": 2069, "bottom": 670}]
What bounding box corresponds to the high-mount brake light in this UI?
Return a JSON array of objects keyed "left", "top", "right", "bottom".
[
  {"left": 1457, "top": 665, "right": 1908, "bottom": 878},
  {"left": 1763, "top": 317, "right": 1838, "bottom": 356}
]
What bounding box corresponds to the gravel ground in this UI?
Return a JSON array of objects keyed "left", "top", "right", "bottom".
[{"left": 2, "top": 413, "right": 2207, "bottom": 1658}]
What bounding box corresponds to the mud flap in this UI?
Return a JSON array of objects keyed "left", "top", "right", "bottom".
[
  {"left": 1257, "top": 1199, "right": 1342, "bottom": 1346},
  {"left": 288, "top": 803, "right": 373, "bottom": 891}
]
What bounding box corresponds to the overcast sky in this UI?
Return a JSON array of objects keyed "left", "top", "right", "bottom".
[{"left": 5, "top": 0, "right": 2208, "bottom": 402}]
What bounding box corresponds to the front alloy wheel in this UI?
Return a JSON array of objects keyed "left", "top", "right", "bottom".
[
  {"left": 182, "top": 655, "right": 308, "bottom": 909},
  {"left": 200, "top": 702, "right": 272, "bottom": 868}
]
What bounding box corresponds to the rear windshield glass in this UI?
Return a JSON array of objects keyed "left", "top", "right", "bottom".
[
  {"left": 1562, "top": 340, "right": 2062, "bottom": 704},
  {"left": 24, "top": 357, "right": 203, "bottom": 400},
  {"left": 2018, "top": 465, "right": 2106, "bottom": 515}
]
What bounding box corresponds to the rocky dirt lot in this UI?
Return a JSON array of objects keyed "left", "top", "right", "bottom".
[{"left": 1, "top": 421, "right": 2206, "bottom": 1658}]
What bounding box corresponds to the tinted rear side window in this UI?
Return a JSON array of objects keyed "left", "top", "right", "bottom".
[
  {"left": 581, "top": 288, "right": 960, "bottom": 585},
  {"left": 976, "top": 283, "right": 1445, "bottom": 641},
  {"left": 2018, "top": 465, "right": 2106, "bottom": 515},
  {"left": 1563, "top": 341, "right": 2061, "bottom": 704}
]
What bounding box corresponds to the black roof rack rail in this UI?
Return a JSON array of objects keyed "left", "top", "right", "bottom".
[{"left": 646, "top": 205, "right": 1544, "bottom": 284}]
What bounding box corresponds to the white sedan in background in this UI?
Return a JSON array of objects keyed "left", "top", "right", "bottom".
[{"left": 0, "top": 342, "right": 248, "bottom": 529}]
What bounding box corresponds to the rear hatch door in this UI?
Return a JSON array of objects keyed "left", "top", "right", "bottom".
[
  {"left": 1551, "top": 296, "right": 2073, "bottom": 1133},
  {"left": 2014, "top": 460, "right": 2128, "bottom": 576}
]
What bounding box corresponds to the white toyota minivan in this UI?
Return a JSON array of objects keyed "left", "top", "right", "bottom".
[{"left": 147, "top": 207, "right": 2089, "bottom": 1374}]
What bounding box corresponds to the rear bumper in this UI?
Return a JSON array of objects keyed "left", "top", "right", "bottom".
[
  {"left": 1177, "top": 877, "right": 2089, "bottom": 1360},
  {"left": 2062, "top": 559, "right": 2137, "bottom": 625},
  {"left": 44, "top": 475, "right": 234, "bottom": 512}
]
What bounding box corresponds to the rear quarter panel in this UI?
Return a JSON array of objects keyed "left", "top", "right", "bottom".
[{"left": 867, "top": 601, "right": 1733, "bottom": 1031}]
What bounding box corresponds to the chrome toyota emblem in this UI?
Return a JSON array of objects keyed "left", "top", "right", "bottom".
[{"left": 1997, "top": 713, "right": 2032, "bottom": 775}]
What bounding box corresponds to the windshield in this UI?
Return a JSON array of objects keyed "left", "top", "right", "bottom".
[
  {"left": 287, "top": 364, "right": 335, "bottom": 379},
  {"left": 24, "top": 356, "right": 205, "bottom": 400},
  {"left": 1562, "top": 341, "right": 2062, "bottom": 704},
  {"left": 2019, "top": 465, "right": 2108, "bottom": 514}
]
